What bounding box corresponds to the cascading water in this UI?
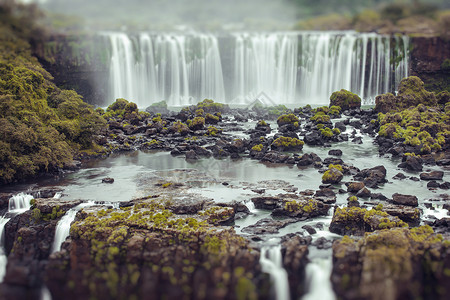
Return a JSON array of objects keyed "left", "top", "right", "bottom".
[
  {"left": 302, "top": 257, "right": 336, "bottom": 300},
  {"left": 51, "top": 202, "right": 94, "bottom": 253},
  {"left": 0, "top": 216, "right": 10, "bottom": 282},
  {"left": 104, "top": 31, "right": 409, "bottom": 107},
  {"left": 260, "top": 243, "right": 290, "bottom": 300},
  {"left": 0, "top": 193, "right": 34, "bottom": 282}
]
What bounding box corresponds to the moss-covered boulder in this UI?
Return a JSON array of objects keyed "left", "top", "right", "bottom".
[
  {"left": 46, "top": 201, "right": 266, "bottom": 300},
  {"left": 277, "top": 114, "right": 299, "bottom": 127},
  {"left": 329, "top": 89, "right": 361, "bottom": 111},
  {"left": 332, "top": 226, "right": 450, "bottom": 300},
  {"left": 271, "top": 136, "right": 304, "bottom": 152},
  {"left": 375, "top": 76, "right": 437, "bottom": 113},
  {"left": 329, "top": 206, "right": 408, "bottom": 236},
  {"left": 322, "top": 164, "right": 344, "bottom": 184}
]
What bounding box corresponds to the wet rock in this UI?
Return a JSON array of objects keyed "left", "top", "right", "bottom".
[
  {"left": 334, "top": 121, "right": 346, "bottom": 132},
  {"left": 102, "top": 177, "right": 114, "bottom": 184},
  {"left": 436, "top": 158, "right": 450, "bottom": 166},
  {"left": 347, "top": 182, "right": 365, "bottom": 193},
  {"left": 382, "top": 204, "right": 421, "bottom": 225},
  {"left": 242, "top": 218, "right": 296, "bottom": 234},
  {"left": 420, "top": 171, "right": 444, "bottom": 181},
  {"left": 329, "top": 206, "right": 407, "bottom": 236},
  {"left": 398, "top": 155, "right": 423, "bottom": 171},
  {"left": 304, "top": 131, "right": 324, "bottom": 146},
  {"left": 351, "top": 136, "right": 363, "bottom": 144},
  {"left": 427, "top": 181, "right": 440, "bottom": 189},
  {"left": 302, "top": 225, "right": 317, "bottom": 235},
  {"left": 393, "top": 172, "right": 407, "bottom": 180},
  {"left": 185, "top": 150, "right": 198, "bottom": 160},
  {"left": 328, "top": 149, "right": 342, "bottom": 156},
  {"left": 322, "top": 168, "right": 343, "bottom": 184},
  {"left": 440, "top": 182, "right": 450, "bottom": 189},
  {"left": 392, "top": 193, "right": 419, "bottom": 207},
  {"left": 272, "top": 198, "right": 331, "bottom": 219},
  {"left": 311, "top": 237, "right": 333, "bottom": 249},
  {"left": 356, "top": 187, "right": 371, "bottom": 198},
  {"left": 282, "top": 235, "right": 309, "bottom": 300},
  {"left": 353, "top": 165, "right": 387, "bottom": 188},
  {"left": 331, "top": 227, "right": 450, "bottom": 300},
  {"left": 251, "top": 196, "right": 280, "bottom": 210}
]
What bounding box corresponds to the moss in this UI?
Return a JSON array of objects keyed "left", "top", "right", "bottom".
[
  {"left": 257, "top": 120, "right": 268, "bottom": 126},
  {"left": 277, "top": 113, "right": 299, "bottom": 127},
  {"left": 149, "top": 100, "right": 167, "bottom": 108},
  {"left": 31, "top": 208, "right": 41, "bottom": 222},
  {"left": 320, "top": 127, "right": 334, "bottom": 138},
  {"left": 171, "top": 121, "right": 189, "bottom": 135},
  {"left": 310, "top": 111, "right": 331, "bottom": 124},
  {"left": 188, "top": 117, "right": 205, "bottom": 131},
  {"left": 271, "top": 136, "right": 304, "bottom": 151},
  {"left": 206, "top": 125, "right": 221, "bottom": 136},
  {"left": 196, "top": 99, "right": 227, "bottom": 113},
  {"left": 251, "top": 144, "right": 263, "bottom": 152},
  {"left": 329, "top": 89, "right": 361, "bottom": 110},
  {"left": 348, "top": 196, "right": 358, "bottom": 202}
]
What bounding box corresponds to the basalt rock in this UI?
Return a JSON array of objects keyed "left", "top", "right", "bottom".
[
  {"left": 391, "top": 193, "right": 419, "bottom": 207},
  {"left": 281, "top": 235, "right": 309, "bottom": 300},
  {"left": 331, "top": 227, "right": 450, "bottom": 300},
  {"left": 420, "top": 171, "right": 444, "bottom": 181},
  {"left": 353, "top": 165, "right": 387, "bottom": 188},
  {"left": 398, "top": 155, "right": 423, "bottom": 171}
]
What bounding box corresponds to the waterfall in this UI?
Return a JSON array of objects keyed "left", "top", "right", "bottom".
[
  {"left": 51, "top": 202, "right": 94, "bottom": 253},
  {"left": 260, "top": 244, "right": 290, "bottom": 300},
  {"left": 302, "top": 257, "right": 335, "bottom": 300},
  {"left": 104, "top": 31, "right": 409, "bottom": 107},
  {"left": 0, "top": 193, "right": 34, "bottom": 282},
  {"left": 8, "top": 193, "right": 33, "bottom": 213},
  {"left": 0, "top": 216, "right": 10, "bottom": 282}
]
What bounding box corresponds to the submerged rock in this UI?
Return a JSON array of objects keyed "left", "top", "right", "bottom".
[{"left": 420, "top": 171, "right": 444, "bottom": 181}]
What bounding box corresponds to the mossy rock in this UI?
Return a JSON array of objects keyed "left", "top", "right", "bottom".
[
  {"left": 277, "top": 113, "right": 299, "bottom": 127},
  {"left": 271, "top": 136, "right": 304, "bottom": 152},
  {"left": 329, "top": 89, "right": 361, "bottom": 111}
]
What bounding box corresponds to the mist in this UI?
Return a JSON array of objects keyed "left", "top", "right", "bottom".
[{"left": 38, "top": 0, "right": 299, "bottom": 30}]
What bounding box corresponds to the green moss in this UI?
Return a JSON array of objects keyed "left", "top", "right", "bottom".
[
  {"left": 271, "top": 136, "right": 304, "bottom": 151},
  {"left": 251, "top": 144, "right": 263, "bottom": 152},
  {"left": 311, "top": 111, "right": 331, "bottom": 124},
  {"left": 277, "top": 113, "right": 299, "bottom": 127},
  {"left": 329, "top": 89, "right": 361, "bottom": 110}
]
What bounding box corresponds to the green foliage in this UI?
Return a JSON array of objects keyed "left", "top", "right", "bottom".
[
  {"left": 310, "top": 111, "right": 331, "bottom": 124},
  {"left": 187, "top": 117, "right": 205, "bottom": 130},
  {"left": 0, "top": 7, "right": 106, "bottom": 184}
]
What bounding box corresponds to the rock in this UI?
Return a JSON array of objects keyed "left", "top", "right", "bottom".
[
  {"left": 322, "top": 168, "right": 343, "bottom": 184},
  {"left": 398, "top": 155, "right": 423, "bottom": 171},
  {"left": 251, "top": 196, "right": 280, "bottom": 210},
  {"left": 328, "top": 149, "right": 342, "bottom": 156},
  {"left": 382, "top": 204, "right": 421, "bottom": 225},
  {"left": 440, "top": 182, "right": 450, "bottom": 189},
  {"left": 102, "top": 178, "right": 114, "bottom": 184},
  {"left": 241, "top": 218, "right": 296, "bottom": 234},
  {"left": 185, "top": 150, "right": 198, "bottom": 160},
  {"left": 311, "top": 237, "right": 333, "bottom": 249},
  {"left": 304, "top": 131, "right": 323, "bottom": 146},
  {"left": 302, "top": 225, "right": 317, "bottom": 235},
  {"left": 329, "top": 206, "right": 407, "bottom": 236},
  {"left": 329, "top": 89, "right": 361, "bottom": 110},
  {"left": 351, "top": 136, "right": 363, "bottom": 144},
  {"left": 427, "top": 181, "right": 440, "bottom": 189},
  {"left": 347, "top": 182, "right": 365, "bottom": 193},
  {"left": 272, "top": 198, "right": 331, "bottom": 218},
  {"left": 393, "top": 172, "right": 407, "bottom": 180},
  {"left": 331, "top": 227, "right": 449, "bottom": 300},
  {"left": 356, "top": 187, "right": 371, "bottom": 198},
  {"left": 353, "top": 165, "right": 387, "bottom": 188},
  {"left": 420, "top": 171, "right": 444, "bottom": 181},
  {"left": 392, "top": 193, "right": 418, "bottom": 207},
  {"left": 282, "top": 235, "right": 309, "bottom": 300}
]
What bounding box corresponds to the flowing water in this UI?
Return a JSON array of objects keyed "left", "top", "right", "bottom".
[
  {"left": 260, "top": 242, "right": 290, "bottom": 300},
  {"left": 0, "top": 193, "right": 34, "bottom": 282},
  {"left": 104, "top": 31, "right": 409, "bottom": 107},
  {"left": 302, "top": 256, "right": 336, "bottom": 300},
  {"left": 51, "top": 202, "right": 95, "bottom": 253}
]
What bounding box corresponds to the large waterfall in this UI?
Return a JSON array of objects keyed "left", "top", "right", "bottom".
[{"left": 104, "top": 31, "right": 409, "bottom": 107}]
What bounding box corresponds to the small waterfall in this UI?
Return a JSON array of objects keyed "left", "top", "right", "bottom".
[
  {"left": 0, "top": 193, "right": 34, "bottom": 282},
  {"left": 244, "top": 200, "right": 256, "bottom": 213},
  {"left": 8, "top": 193, "right": 33, "bottom": 213},
  {"left": 104, "top": 31, "right": 409, "bottom": 107},
  {"left": 0, "top": 216, "right": 10, "bottom": 282},
  {"left": 260, "top": 244, "right": 290, "bottom": 300},
  {"left": 51, "top": 202, "right": 94, "bottom": 253},
  {"left": 302, "top": 257, "right": 335, "bottom": 300}
]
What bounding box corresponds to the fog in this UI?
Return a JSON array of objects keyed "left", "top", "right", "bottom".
[{"left": 37, "top": 0, "right": 299, "bottom": 30}]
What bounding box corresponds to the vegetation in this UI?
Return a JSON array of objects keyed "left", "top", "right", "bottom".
[{"left": 0, "top": 3, "right": 106, "bottom": 184}]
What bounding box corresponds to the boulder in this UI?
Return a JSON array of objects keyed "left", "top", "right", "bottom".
[
  {"left": 392, "top": 193, "right": 419, "bottom": 207},
  {"left": 420, "top": 171, "right": 444, "bottom": 181}
]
